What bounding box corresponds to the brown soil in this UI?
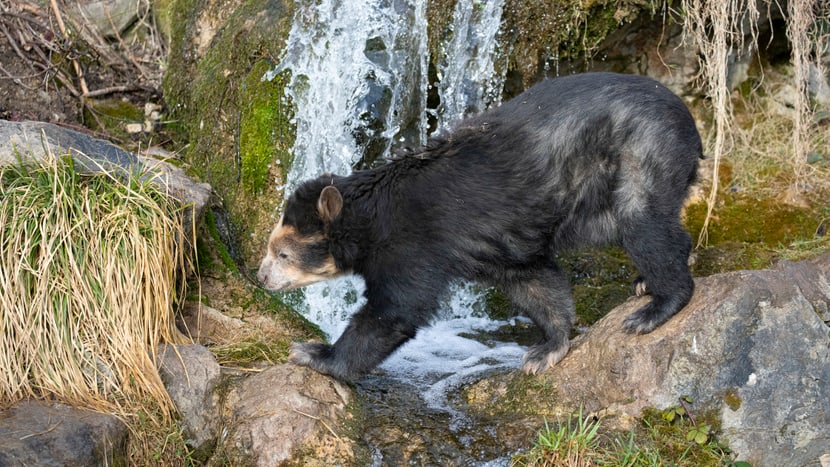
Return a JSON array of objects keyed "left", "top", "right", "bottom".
[{"left": 0, "top": 0, "right": 164, "bottom": 141}]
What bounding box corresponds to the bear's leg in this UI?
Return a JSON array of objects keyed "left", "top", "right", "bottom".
[
  {"left": 504, "top": 265, "right": 575, "bottom": 375},
  {"left": 621, "top": 218, "right": 694, "bottom": 333},
  {"left": 290, "top": 303, "right": 420, "bottom": 382}
]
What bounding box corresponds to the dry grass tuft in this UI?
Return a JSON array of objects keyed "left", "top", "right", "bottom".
[
  {"left": 0, "top": 153, "right": 190, "bottom": 419},
  {"left": 730, "top": 84, "right": 830, "bottom": 198}
]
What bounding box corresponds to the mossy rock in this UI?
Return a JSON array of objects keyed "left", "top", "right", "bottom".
[{"left": 163, "top": 0, "right": 294, "bottom": 266}]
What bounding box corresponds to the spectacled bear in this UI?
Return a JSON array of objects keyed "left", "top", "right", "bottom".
[{"left": 257, "top": 72, "right": 702, "bottom": 383}]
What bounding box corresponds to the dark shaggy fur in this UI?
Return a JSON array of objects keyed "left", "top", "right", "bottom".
[{"left": 257, "top": 72, "right": 702, "bottom": 382}]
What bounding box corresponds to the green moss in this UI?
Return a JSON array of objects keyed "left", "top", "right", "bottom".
[
  {"left": 239, "top": 63, "right": 294, "bottom": 194},
  {"left": 686, "top": 196, "right": 829, "bottom": 275},
  {"left": 202, "top": 209, "right": 239, "bottom": 273},
  {"left": 482, "top": 287, "right": 513, "bottom": 320},
  {"left": 572, "top": 283, "right": 633, "bottom": 325},
  {"left": 723, "top": 388, "right": 742, "bottom": 411},
  {"left": 686, "top": 196, "right": 820, "bottom": 246},
  {"left": 637, "top": 406, "right": 732, "bottom": 465},
  {"left": 465, "top": 372, "right": 560, "bottom": 418},
  {"left": 558, "top": 247, "right": 638, "bottom": 326},
  {"left": 82, "top": 98, "right": 145, "bottom": 138}
]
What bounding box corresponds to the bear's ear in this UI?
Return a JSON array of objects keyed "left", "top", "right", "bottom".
[{"left": 317, "top": 185, "right": 343, "bottom": 224}]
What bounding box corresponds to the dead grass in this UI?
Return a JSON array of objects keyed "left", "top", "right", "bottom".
[
  {"left": 0, "top": 153, "right": 190, "bottom": 420},
  {"left": 681, "top": 0, "right": 830, "bottom": 245},
  {"left": 729, "top": 84, "right": 830, "bottom": 199}
]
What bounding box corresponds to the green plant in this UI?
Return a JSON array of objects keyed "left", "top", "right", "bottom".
[
  {"left": 687, "top": 423, "right": 712, "bottom": 445},
  {"left": 516, "top": 402, "right": 751, "bottom": 467},
  {"left": 512, "top": 407, "right": 602, "bottom": 467}
]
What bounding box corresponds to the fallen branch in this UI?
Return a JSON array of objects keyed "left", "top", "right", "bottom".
[
  {"left": 83, "top": 85, "right": 144, "bottom": 98},
  {"left": 48, "top": 0, "right": 88, "bottom": 96}
]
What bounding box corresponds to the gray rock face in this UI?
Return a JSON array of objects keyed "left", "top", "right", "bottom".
[
  {"left": 157, "top": 344, "right": 223, "bottom": 456},
  {"left": 0, "top": 401, "right": 128, "bottom": 466},
  {"left": 0, "top": 119, "right": 212, "bottom": 233},
  {"left": 542, "top": 253, "right": 830, "bottom": 467},
  {"left": 67, "top": 0, "right": 147, "bottom": 39}
]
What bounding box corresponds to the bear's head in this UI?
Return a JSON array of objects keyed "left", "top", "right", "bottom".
[{"left": 256, "top": 184, "right": 345, "bottom": 291}]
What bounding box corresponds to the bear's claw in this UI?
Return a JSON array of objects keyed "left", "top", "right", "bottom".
[{"left": 521, "top": 342, "right": 570, "bottom": 375}]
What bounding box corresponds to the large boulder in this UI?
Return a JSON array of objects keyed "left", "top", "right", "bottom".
[
  {"left": 490, "top": 253, "right": 830, "bottom": 467},
  {"left": 223, "top": 364, "right": 355, "bottom": 466},
  {"left": 0, "top": 401, "right": 128, "bottom": 466},
  {"left": 157, "top": 344, "right": 223, "bottom": 458}
]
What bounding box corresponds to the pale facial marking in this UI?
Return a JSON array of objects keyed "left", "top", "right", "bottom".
[{"left": 256, "top": 216, "right": 342, "bottom": 291}]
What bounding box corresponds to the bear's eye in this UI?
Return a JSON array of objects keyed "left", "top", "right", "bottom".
[{"left": 278, "top": 252, "right": 289, "bottom": 260}]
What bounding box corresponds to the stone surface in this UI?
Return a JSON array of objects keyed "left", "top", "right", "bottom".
[
  {"left": 224, "top": 364, "right": 354, "bottom": 466},
  {"left": 531, "top": 253, "right": 830, "bottom": 467},
  {"left": 68, "top": 0, "right": 147, "bottom": 39},
  {"left": 0, "top": 401, "right": 128, "bottom": 466},
  {"left": 178, "top": 302, "right": 248, "bottom": 344},
  {"left": 157, "top": 344, "right": 222, "bottom": 455},
  {"left": 593, "top": 19, "right": 699, "bottom": 97}
]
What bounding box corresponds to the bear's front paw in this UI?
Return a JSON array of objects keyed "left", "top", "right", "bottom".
[
  {"left": 521, "top": 341, "right": 570, "bottom": 375},
  {"left": 289, "top": 342, "right": 332, "bottom": 368},
  {"left": 623, "top": 301, "right": 668, "bottom": 334}
]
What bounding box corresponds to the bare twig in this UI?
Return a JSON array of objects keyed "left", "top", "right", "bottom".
[
  {"left": 678, "top": 397, "right": 697, "bottom": 427},
  {"left": 0, "top": 19, "right": 33, "bottom": 67},
  {"left": 18, "top": 421, "right": 62, "bottom": 440},
  {"left": 103, "top": 3, "right": 150, "bottom": 80},
  {"left": 83, "top": 85, "right": 143, "bottom": 98},
  {"left": 48, "top": 0, "right": 88, "bottom": 96},
  {"left": 290, "top": 407, "right": 342, "bottom": 440}
]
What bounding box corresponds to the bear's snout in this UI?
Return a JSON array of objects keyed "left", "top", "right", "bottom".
[{"left": 256, "top": 258, "right": 284, "bottom": 291}]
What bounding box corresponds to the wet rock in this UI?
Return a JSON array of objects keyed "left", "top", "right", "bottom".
[
  {"left": 0, "top": 120, "right": 212, "bottom": 239},
  {"left": 0, "top": 400, "right": 128, "bottom": 466},
  {"left": 157, "top": 344, "right": 222, "bottom": 457},
  {"left": 224, "top": 364, "right": 354, "bottom": 466},
  {"left": 593, "top": 19, "right": 698, "bottom": 97},
  {"left": 535, "top": 253, "right": 830, "bottom": 467}
]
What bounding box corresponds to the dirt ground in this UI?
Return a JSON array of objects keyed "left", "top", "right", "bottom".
[{"left": 0, "top": 0, "right": 164, "bottom": 138}]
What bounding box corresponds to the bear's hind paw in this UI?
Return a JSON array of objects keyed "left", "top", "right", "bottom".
[{"left": 521, "top": 342, "right": 570, "bottom": 375}]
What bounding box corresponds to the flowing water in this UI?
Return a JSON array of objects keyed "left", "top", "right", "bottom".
[{"left": 266, "top": 0, "right": 530, "bottom": 463}]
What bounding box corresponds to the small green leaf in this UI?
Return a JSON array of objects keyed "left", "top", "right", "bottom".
[{"left": 686, "top": 424, "right": 710, "bottom": 445}]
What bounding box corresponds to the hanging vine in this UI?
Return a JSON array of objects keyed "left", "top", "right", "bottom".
[
  {"left": 681, "top": 0, "right": 759, "bottom": 247},
  {"left": 681, "top": 0, "right": 829, "bottom": 246}
]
